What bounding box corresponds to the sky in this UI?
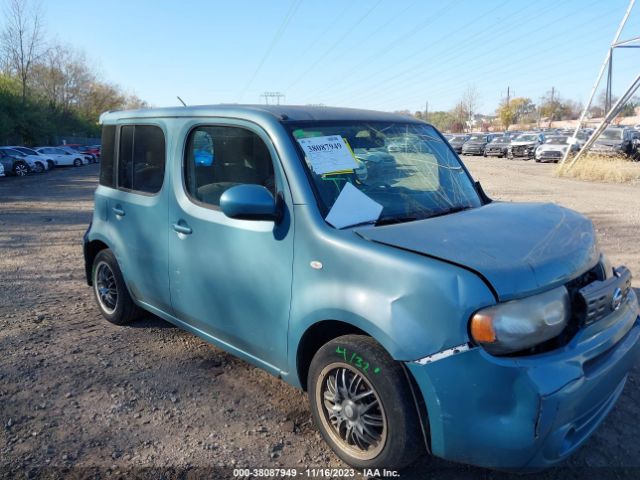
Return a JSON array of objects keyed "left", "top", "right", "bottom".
[{"left": 14, "top": 0, "right": 640, "bottom": 114}]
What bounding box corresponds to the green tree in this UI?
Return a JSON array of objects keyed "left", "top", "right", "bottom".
[{"left": 496, "top": 97, "right": 535, "bottom": 129}]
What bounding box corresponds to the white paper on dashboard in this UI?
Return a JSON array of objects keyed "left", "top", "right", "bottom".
[
  {"left": 325, "top": 182, "right": 383, "bottom": 229},
  {"left": 297, "top": 135, "right": 359, "bottom": 175}
]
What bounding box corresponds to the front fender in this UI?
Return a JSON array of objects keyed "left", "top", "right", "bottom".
[{"left": 287, "top": 205, "right": 496, "bottom": 386}]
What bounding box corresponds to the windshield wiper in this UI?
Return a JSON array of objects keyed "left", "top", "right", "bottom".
[
  {"left": 427, "top": 206, "right": 472, "bottom": 219},
  {"left": 375, "top": 216, "right": 419, "bottom": 226}
]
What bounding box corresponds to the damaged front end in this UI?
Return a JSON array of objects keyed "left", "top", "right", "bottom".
[{"left": 405, "top": 260, "right": 640, "bottom": 471}]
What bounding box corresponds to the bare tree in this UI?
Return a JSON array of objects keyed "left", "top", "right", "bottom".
[
  {"left": 1, "top": 0, "right": 45, "bottom": 101},
  {"left": 461, "top": 86, "right": 480, "bottom": 128}
]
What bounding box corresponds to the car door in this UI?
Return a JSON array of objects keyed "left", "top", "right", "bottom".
[
  {"left": 168, "top": 121, "right": 294, "bottom": 371},
  {"left": 104, "top": 123, "right": 172, "bottom": 313}
]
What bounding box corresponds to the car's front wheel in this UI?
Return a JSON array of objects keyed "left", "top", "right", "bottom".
[
  {"left": 308, "top": 335, "right": 423, "bottom": 471},
  {"left": 46, "top": 160, "right": 55, "bottom": 170},
  {"left": 92, "top": 249, "right": 142, "bottom": 325},
  {"left": 34, "top": 162, "right": 45, "bottom": 173},
  {"left": 13, "top": 161, "right": 29, "bottom": 176}
]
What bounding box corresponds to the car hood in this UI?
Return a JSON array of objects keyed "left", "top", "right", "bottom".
[
  {"left": 511, "top": 141, "right": 537, "bottom": 146},
  {"left": 594, "top": 140, "right": 623, "bottom": 148},
  {"left": 538, "top": 144, "right": 568, "bottom": 151},
  {"left": 355, "top": 202, "right": 598, "bottom": 301},
  {"left": 464, "top": 141, "right": 486, "bottom": 146}
]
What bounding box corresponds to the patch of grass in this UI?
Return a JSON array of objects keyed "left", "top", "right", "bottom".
[{"left": 554, "top": 154, "right": 640, "bottom": 184}]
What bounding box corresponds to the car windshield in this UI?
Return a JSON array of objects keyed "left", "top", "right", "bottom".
[
  {"left": 15, "top": 147, "right": 38, "bottom": 155},
  {"left": 289, "top": 121, "right": 481, "bottom": 226},
  {"left": 450, "top": 136, "right": 466, "bottom": 143},
  {"left": 468, "top": 135, "right": 485, "bottom": 141},
  {"left": 492, "top": 136, "right": 510, "bottom": 143},
  {"left": 546, "top": 136, "right": 568, "bottom": 144},
  {"left": 600, "top": 129, "right": 624, "bottom": 141},
  {"left": 1, "top": 148, "right": 25, "bottom": 157},
  {"left": 515, "top": 134, "right": 538, "bottom": 142}
]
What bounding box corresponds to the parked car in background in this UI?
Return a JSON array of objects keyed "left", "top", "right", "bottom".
[
  {"left": 0, "top": 147, "right": 47, "bottom": 173},
  {"left": 9, "top": 146, "right": 56, "bottom": 170},
  {"left": 535, "top": 135, "right": 578, "bottom": 163},
  {"left": 461, "top": 133, "right": 495, "bottom": 156},
  {"left": 0, "top": 149, "right": 32, "bottom": 176},
  {"left": 0, "top": 161, "right": 5, "bottom": 177},
  {"left": 57, "top": 146, "right": 94, "bottom": 164},
  {"left": 508, "top": 133, "right": 545, "bottom": 160},
  {"left": 61, "top": 144, "right": 100, "bottom": 162},
  {"left": 84, "top": 105, "right": 640, "bottom": 472},
  {"left": 447, "top": 134, "right": 470, "bottom": 153},
  {"left": 591, "top": 127, "right": 636, "bottom": 157},
  {"left": 35, "top": 147, "right": 86, "bottom": 167},
  {"left": 483, "top": 136, "right": 511, "bottom": 158}
]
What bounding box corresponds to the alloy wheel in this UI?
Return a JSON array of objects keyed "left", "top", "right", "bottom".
[
  {"left": 14, "top": 163, "right": 28, "bottom": 176},
  {"left": 94, "top": 261, "right": 118, "bottom": 314},
  {"left": 316, "top": 363, "right": 387, "bottom": 460}
]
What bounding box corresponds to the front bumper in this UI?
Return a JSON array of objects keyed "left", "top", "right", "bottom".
[
  {"left": 406, "top": 288, "right": 640, "bottom": 471},
  {"left": 485, "top": 148, "right": 506, "bottom": 157},
  {"left": 509, "top": 146, "right": 536, "bottom": 158}
]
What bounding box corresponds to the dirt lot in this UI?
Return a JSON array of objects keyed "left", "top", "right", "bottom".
[{"left": 1, "top": 159, "right": 639, "bottom": 480}]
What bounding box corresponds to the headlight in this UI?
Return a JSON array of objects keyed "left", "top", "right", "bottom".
[{"left": 470, "top": 286, "right": 570, "bottom": 355}]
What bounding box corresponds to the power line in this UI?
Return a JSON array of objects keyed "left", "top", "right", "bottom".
[
  {"left": 357, "top": 0, "right": 607, "bottom": 110},
  {"left": 314, "top": 0, "right": 515, "bottom": 102},
  {"left": 330, "top": 0, "right": 583, "bottom": 107},
  {"left": 285, "top": 0, "right": 384, "bottom": 92},
  {"left": 237, "top": 0, "right": 302, "bottom": 102},
  {"left": 308, "top": 0, "right": 456, "bottom": 99}
]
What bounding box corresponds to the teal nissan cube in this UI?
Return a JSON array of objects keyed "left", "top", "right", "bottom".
[{"left": 84, "top": 105, "right": 640, "bottom": 471}]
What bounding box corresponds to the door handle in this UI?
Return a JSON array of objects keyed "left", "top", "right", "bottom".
[
  {"left": 112, "top": 206, "right": 125, "bottom": 216},
  {"left": 172, "top": 223, "right": 192, "bottom": 235}
]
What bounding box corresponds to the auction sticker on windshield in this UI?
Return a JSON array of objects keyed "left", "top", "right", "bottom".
[{"left": 297, "top": 135, "right": 359, "bottom": 175}]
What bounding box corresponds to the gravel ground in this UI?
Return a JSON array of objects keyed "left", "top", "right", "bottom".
[{"left": 0, "top": 159, "right": 639, "bottom": 480}]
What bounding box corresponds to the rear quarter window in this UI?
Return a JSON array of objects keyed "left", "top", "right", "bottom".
[
  {"left": 117, "top": 125, "right": 166, "bottom": 194},
  {"left": 99, "top": 126, "right": 116, "bottom": 187}
]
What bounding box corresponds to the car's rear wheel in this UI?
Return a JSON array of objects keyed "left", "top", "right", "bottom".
[
  {"left": 308, "top": 335, "right": 423, "bottom": 470},
  {"left": 92, "top": 249, "right": 142, "bottom": 325},
  {"left": 14, "top": 161, "right": 29, "bottom": 176},
  {"left": 73, "top": 158, "right": 82, "bottom": 167},
  {"left": 34, "top": 162, "right": 45, "bottom": 173}
]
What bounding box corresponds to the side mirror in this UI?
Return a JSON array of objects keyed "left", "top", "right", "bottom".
[{"left": 220, "top": 184, "right": 280, "bottom": 222}]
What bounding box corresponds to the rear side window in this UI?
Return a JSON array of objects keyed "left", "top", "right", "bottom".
[
  {"left": 99, "top": 126, "right": 116, "bottom": 187},
  {"left": 117, "top": 125, "right": 165, "bottom": 194}
]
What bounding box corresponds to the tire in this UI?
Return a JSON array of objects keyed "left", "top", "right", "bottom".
[
  {"left": 13, "top": 161, "right": 29, "bottom": 176},
  {"left": 308, "top": 335, "right": 423, "bottom": 471},
  {"left": 73, "top": 158, "right": 82, "bottom": 167},
  {"left": 92, "top": 249, "right": 142, "bottom": 325},
  {"left": 34, "top": 162, "right": 45, "bottom": 174}
]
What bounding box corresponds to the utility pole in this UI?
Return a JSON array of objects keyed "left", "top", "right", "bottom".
[
  {"left": 561, "top": 0, "right": 639, "bottom": 168},
  {"left": 424, "top": 101, "right": 429, "bottom": 122},
  {"left": 260, "top": 91, "right": 286, "bottom": 105},
  {"left": 506, "top": 86, "right": 510, "bottom": 105},
  {"left": 606, "top": 52, "right": 613, "bottom": 111}
]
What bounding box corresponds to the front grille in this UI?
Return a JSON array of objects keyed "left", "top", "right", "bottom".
[
  {"left": 511, "top": 264, "right": 604, "bottom": 357},
  {"left": 540, "top": 151, "right": 562, "bottom": 158}
]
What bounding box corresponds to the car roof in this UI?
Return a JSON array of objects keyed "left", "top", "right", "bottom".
[{"left": 99, "top": 104, "right": 425, "bottom": 125}]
